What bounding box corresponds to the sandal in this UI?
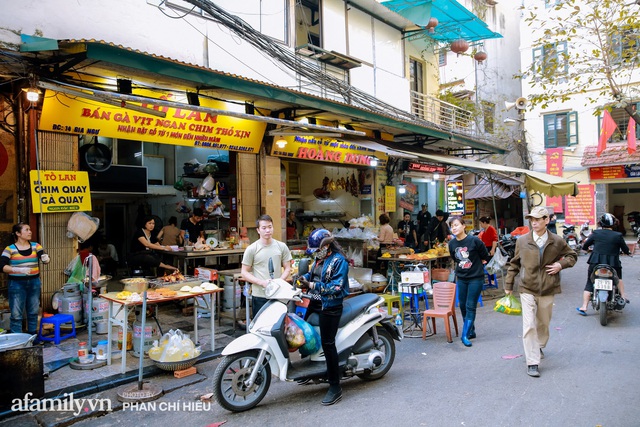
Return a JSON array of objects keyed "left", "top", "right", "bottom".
[{"left": 576, "top": 308, "right": 587, "bottom": 316}]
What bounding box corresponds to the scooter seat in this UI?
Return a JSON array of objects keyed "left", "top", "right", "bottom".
[{"left": 307, "top": 293, "right": 381, "bottom": 328}]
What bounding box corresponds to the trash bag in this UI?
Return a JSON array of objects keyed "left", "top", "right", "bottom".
[
  {"left": 285, "top": 314, "right": 305, "bottom": 351},
  {"left": 494, "top": 294, "right": 522, "bottom": 316},
  {"left": 289, "top": 313, "right": 321, "bottom": 356},
  {"left": 486, "top": 248, "right": 509, "bottom": 275}
]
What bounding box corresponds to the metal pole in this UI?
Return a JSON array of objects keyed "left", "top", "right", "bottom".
[
  {"left": 87, "top": 255, "right": 93, "bottom": 348},
  {"left": 138, "top": 291, "right": 147, "bottom": 390}
]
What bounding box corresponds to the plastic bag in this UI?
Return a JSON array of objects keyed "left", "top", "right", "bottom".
[
  {"left": 486, "top": 248, "right": 509, "bottom": 275},
  {"left": 66, "top": 256, "right": 86, "bottom": 284},
  {"left": 494, "top": 294, "right": 522, "bottom": 316},
  {"left": 66, "top": 212, "right": 99, "bottom": 242},
  {"left": 289, "top": 313, "right": 321, "bottom": 356},
  {"left": 284, "top": 314, "right": 305, "bottom": 350}
]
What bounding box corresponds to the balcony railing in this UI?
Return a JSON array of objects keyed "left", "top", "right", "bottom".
[{"left": 411, "top": 90, "right": 477, "bottom": 136}]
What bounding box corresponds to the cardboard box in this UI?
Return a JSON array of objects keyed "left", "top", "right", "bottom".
[
  {"left": 401, "top": 270, "right": 430, "bottom": 285},
  {"left": 195, "top": 267, "right": 218, "bottom": 281}
]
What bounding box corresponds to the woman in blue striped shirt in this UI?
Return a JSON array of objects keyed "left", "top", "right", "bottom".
[{"left": 1, "top": 223, "right": 50, "bottom": 334}]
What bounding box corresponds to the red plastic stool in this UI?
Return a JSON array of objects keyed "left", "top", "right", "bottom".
[{"left": 38, "top": 313, "right": 76, "bottom": 345}]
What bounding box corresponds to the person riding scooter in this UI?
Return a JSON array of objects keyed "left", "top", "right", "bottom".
[
  {"left": 577, "top": 213, "right": 631, "bottom": 316},
  {"left": 298, "top": 229, "right": 349, "bottom": 406}
]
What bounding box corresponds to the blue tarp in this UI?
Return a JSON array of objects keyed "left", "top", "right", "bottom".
[{"left": 381, "top": 0, "right": 502, "bottom": 43}]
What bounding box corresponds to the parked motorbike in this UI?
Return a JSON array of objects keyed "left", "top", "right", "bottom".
[
  {"left": 563, "top": 224, "right": 579, "bottom": 250},
  {"left": 498, "top": 234, "right": 516, "bottom": 260},
  {"left": 579, "top": 221, "right": 592, "bottom": 253},
  {"left": 590, "top": 264, "right": 626, "bottom": 326},
  {"left": 212, "top": 260, "right": 402, "bottom": 412},
  {"left": 627, "top": 211, "right": 640, "bottom": 243}
]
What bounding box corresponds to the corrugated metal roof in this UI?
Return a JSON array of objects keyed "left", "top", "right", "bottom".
[{"left": 465, "top": 178, "right": 519, "bottom": 200}]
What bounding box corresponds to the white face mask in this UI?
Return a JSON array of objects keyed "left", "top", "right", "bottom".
[{"left": 314, "top": 247, "right": 329, "bottom": 260}]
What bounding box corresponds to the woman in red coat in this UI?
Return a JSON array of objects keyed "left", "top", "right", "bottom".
[{"left": 478, "top": 216, "right": 498, "bottom": 256}]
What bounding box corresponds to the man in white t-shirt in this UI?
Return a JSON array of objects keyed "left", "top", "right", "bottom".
[{"left": 241, "top": 214, "right": 293, "bottom": 317}]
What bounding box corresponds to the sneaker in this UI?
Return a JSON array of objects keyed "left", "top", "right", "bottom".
[
  {"left": 527, "top": 365, "right": 540, "bottom": 377},
  {"left": 540, "top": 349, "right": 544, "bottom": 359},
  {"left": 321, "top": 388, "right": 342, "bottom": 406}
]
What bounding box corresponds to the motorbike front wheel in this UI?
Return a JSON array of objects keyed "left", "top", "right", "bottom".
[
  {"left": 599, "top": 301, "right": 608, "bottom": 326},
  {"left": 356, "top": 327, "right": 396, "bottom": 381},
  {"left": 213, "top": 350, "right": 271, "bottom": 412}
]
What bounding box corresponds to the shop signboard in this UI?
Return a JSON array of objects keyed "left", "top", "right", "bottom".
[
  {"left": 399, "top": 180, "right": 417, "bottom": 210},
  {"left": 270, "top": 136, "right": 388, "bottom": 168},
  {"left": 446, "top": 180, "right": 464, "bottom": 215},
  {"left": 376, "top": 170, "right": 388, "bottom": 218},
  {"left": 29, "top": 170, "right": 91, "bottom": 213},
  {"left": 407, "top": 162, "right": 446, "bottom": 174},
  {"left": 546, "top": 148, "right": 564, "bottom": 213},
  {"left": 464, "top": 198, "right": 475, "bottom": 213},
  {"left": 589, "top": 165, "right": 640, "bottom": 180},
  {"left": 385, "top": 186, "right": 396, "bottom": 213},
  {"left": 564, "top": 184, "right": 595, "bottom": 225},
  {"left": 39, "top": 89, "right": 266, "bottom": 154}
]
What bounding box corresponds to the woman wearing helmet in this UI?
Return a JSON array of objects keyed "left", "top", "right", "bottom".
[
  {"left": 577, "top": 213, "right": 631, "bottom": 315},
  {"left": 298, "top": 228, "right": 349, "bottom": 406}
]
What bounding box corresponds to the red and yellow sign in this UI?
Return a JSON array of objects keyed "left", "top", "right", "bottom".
[
  {"left": 565, "top": 184, "right": 595, "bottom": 225},
  {"left": 29, "top": 170, "right": 91, "bottom": 213},
  {"left": 39, "top": 90, "right": 267, "bottom": 153},
  {"left": 385, "top": 186, "right": 396, "bottom": 213},
  {"left": 270, "top": 136, "right": 388, "bottom": 167},
  {"left": 589, "top": 166, "right": 627, "bottom": 180},
  {"left": 545, "top": 148, "right": 564, "bottom": 213}
]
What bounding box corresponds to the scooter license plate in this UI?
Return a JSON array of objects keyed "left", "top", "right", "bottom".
[{"left": 594, "top": 279, "right": 612, "bottom": 290}]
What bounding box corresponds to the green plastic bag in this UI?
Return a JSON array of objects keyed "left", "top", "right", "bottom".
[
  {"left": 65, "top": 255, "right": 86, "bottom": 284},
  {"left": 288, "top": 313, "right": 321, "bottom": 356},
  {"left": 494, "top": 294, "right": 522, "bottom": 316}
]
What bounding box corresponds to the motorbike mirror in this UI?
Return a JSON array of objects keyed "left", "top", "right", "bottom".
[{"left": 298, "top": 258, "right": 310, "bottom": 276}]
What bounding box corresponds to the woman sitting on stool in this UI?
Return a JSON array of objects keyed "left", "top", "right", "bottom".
[{"left": 129, "top": 216, "right": 178, "bottom": 275}]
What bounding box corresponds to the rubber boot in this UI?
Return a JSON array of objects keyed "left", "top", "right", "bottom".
[
  {"left": 461, "top": 320, "right": 473, "bottom": 347},
  {"left": 468, "top": 323, "right": 476, "bottom": 339}
]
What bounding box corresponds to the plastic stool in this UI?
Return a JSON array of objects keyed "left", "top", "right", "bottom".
[
  {"left": 379, "top": 294, "right": 403, "bottom": 316},
  {"left": 38, "top": 313, "right": 76, "bottom": 345},
  {"left": 455, "top": 288, "right": 484, "bottom": 308},
  {"left": 483, "top": 268, "right": 499, "bottom": 290}
]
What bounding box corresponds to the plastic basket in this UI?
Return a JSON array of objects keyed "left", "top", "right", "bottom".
[{"left": 431, "top": 268, "right": 451, "bottom": 282}]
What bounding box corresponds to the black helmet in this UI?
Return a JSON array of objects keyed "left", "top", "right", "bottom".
[
  {"left": 599, "top": 213, "right": 615, "bottom": 228},
  {"left": 306, "top": 229, "right": 332, "bottom": 255}
]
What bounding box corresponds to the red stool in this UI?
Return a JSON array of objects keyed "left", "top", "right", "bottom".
[{"left": 38, "top": 313, "right": 76, "bottom": 345}]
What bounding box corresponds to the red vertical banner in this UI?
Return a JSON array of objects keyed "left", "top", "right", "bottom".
[
  {"left": 564, "top": 184, "right": 595, "bottom": 225},
  {"left": 546, "top": 148, "right": 563, "bottom": 213}
]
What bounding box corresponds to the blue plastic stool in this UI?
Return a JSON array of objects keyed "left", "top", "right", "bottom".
[
  {"left": 38, "top": 313, "right": 76, "bottom": 345},
  {"left": 483, "top": 268, "right": 499, "bottom": 290},
  {"left": 455, "top": 287, "right": 484, "bottom": 308}
]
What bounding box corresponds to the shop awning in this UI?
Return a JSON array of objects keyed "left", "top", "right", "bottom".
[
  {"left": 342, "top": 139, "right": 418, "bottom": 159},
  {"left": 402, "top": 152, "right": 579, "bottom": 197},
  {"left": 464, "top": 177, "right": 520, "bottom": 201},
  {"left": 382, "top": 0, "right": 503, "bottom": 43}
]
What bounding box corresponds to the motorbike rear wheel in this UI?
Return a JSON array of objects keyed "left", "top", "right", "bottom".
[
  {"left": 356, "top": 327, "right": 395, "bottom": 381},
  {"left": 213, "top": 350, "right": 271, "bottom": 412},
  {"left": 599, "top": 301, "right": 608, "bottom": 326}
]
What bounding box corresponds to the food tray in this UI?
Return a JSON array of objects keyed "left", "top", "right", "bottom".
[
  {"left": 152, "top": 355, "right": 199, "bottom": 371},
  {"left": 148, "top": 275, "right": 200, "bottom": 289}
]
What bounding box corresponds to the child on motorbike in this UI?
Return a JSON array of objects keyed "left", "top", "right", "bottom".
[
  {"left": 298, "top": 229, "right": 349, "bottom": 406},
  {"left": 577, "top": 213, "right": 631, "bottom": 315}
]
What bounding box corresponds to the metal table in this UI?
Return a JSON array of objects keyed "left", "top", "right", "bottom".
[
  {"left": 160, "top": 248, "right": 245, "bottom": 272},
  {"left": 101, "top": 287, "right": 222, "bottom": 374}
]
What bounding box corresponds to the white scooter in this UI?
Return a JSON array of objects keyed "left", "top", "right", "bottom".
[{"left": 213, "top": 260, "right": 402, "bottom": 412}]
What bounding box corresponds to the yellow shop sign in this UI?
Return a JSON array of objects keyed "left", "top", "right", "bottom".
[
  {"left": 39, "top": 90, "right": 266, "bottom": 154},
  {"left": 270, "top": 136, "right": 388, "bottom": 167},
  {"left": 30, "top": 170, "right": 92, "bottom": 213}
]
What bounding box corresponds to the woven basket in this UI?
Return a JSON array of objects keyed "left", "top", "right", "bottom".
[
  {"left": 152, "top": 355, "right": 198, "bottom": 371},
  {"left": 431, "top": 268, "right": 451, "bottom": 282}
]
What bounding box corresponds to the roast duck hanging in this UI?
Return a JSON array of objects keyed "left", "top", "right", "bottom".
[{"left": 313, "top": 176, "right": 331, "bottom": 200}]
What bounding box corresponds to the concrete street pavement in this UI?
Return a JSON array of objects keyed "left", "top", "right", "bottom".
[{"left": 4, "top": 251, "right": 640, "bottom": 427}]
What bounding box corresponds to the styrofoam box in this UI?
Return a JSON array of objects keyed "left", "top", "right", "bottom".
[{"left": 195, "top": 267, "right": 218, "bottom": 281}]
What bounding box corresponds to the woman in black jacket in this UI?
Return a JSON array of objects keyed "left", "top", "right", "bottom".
[{"left": 577, "top": 213, "right": 631, "bottom": 315}]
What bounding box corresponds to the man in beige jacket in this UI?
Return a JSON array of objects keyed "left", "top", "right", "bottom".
[{"left": 505, "top": 206, "right": 577, "bottom": 378}]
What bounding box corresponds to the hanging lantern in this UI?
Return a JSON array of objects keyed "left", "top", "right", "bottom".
[
  {"left": 426, "top": 17, "right": 438, "bottom": 34},
  {"left": 474, "top": 50, "right": 488, "bottom": 63},
  {"left": 450, "top": 39, "right": 470, "bottom": 54}
]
